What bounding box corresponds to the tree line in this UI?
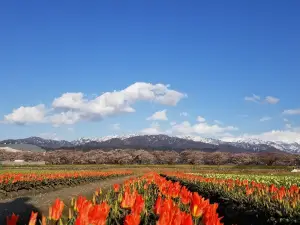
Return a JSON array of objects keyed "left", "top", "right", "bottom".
[{"left": 0, "top": 149, "right": 299, "bottom": 166}]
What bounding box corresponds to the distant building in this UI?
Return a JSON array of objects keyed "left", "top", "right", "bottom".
[
  {"left": 14, "top": 159, "right": 25, "bottom": 163},
  {"left": 0, "top": 160, "right": 46, "bottom": 165}
]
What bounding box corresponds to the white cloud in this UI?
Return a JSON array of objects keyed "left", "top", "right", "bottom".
[
  {"left": 4, "top": 104, "right": 46, "bottom": 124},
  {"left": 170, "top": 121, "right": 177, "bottom": 126},
  {"left": 283, "top": 109, "right": 300, "bottom": 115},
  {"left": 141, "top": 116, "right": 238, "bottom": 137},
  {"left": 285, "top": 124, "right": 292, "bottom": 129},
  {"left": 147, "top": 110, "right": 168, "bottom": 121},
  {"left": 4, "top": 82, "right": 185, "bottom": 125},
  {"left": 49, "top": 111, "right": 81, "bottom": 127},
  {"left": 171, "top": 118, "right": 238, "bottom": 137},
  {"left": 112, "top": 123, "right": 120, "bottom": 130},
  {"left": 244, "top": 94, "right": 260, "bottom": 103},
  {"left": 245, "top": 94, "right": 280, "bottom": 104},
  {"left": 193, "top": 123, "right": 238, "bottom": 135},
  {"left": 214, "top": 120, "right": 223, "bottom": 125},
  {"left": 67, "top": 127, "right": 74, "bottom": 132},
  {"left": 38, "top": 132, "right": 60, "bottom": 140},
  {"left": 140, "top": 122, "right": 162, "bottom": 135},
  {"left": 180, "top": 112, "right": 188, "bottom": 117},
  {"left": 196, "top": 116, "right": 206, "bottom": 123},
  {"left": 259, "top": 116, "right": 272, "bottom": 122},
  {"left": 265, "top": 96, "right": 280, "bottom": 104},
  {"left": 52, "top": 93, "right": 86, "bottom": 110},
  {"left": 221, "top": 129, "right": 300, "bottom": 143},
  {"left": 283, "top": 118, "right": 289, "bottom": 122},
  {"left": 171, "top": 121, "right": 194, "bottom": 135}
]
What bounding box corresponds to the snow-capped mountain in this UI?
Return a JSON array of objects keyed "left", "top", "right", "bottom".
[{"left": 0, "top": 135, "right": 299, "bottom": 153}]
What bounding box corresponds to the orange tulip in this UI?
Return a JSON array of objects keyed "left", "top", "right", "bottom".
[
  {"left": 41, "top": 216, "right": 47, "bottom": 225},
  {"left": 113, "top": 184, "right": 120, "bottom": 192},
  {"left": 121, "top": 188, "right": 137, "bottom": 209},
  {"left": 181, "top": 212, "right": 193, "bottom": 225},
  {"left": 88, "top": 202, "right": 110, "bottom": 225},
  {"left": 154, "top": 196, "right": 163, "bottom": 215},
  {"left": 49, "top": 198, "right": 64, "bottom": 220},
  {"left": 202, "top": 203, "right": 223, "bottom": 225},
  {"left": 75, "top": 196, "right": 88, "bottom": 212},
  {"left": 132, "top": 194, "right": 145, "bottom": 214},
  {"left": 124, "top": 212, "right": 141, "bottom": 225},
  {"left": 29, "top": 211, "right": 38, "bottom": 225},
  {"left": 75, "top": 214, "right": 89, "bottom": 225},
  {"left": 180, "top": 186, "right": 191, "bottom": 205},
  {"left": 190, "top": 192, "right": 209, "bottom": 218}
]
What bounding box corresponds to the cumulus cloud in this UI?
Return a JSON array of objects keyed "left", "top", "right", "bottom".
[
  {"left": 4, "top": 82, "right": 185, "bottom": 125},
  {"left": 180, "top": 112, "right": 188, "bottom": 117},
  {"left": 52, "top": 93, "right": 86, "bottom": 110},
  {"left": 283, "top": 109, "right": 300, "bottom": 115},
  {"left": 259, "top": 116, "right": 272, "bottom": 122},
  {"left": 265, "top": 96, "right": 280, "bottom": 104},
  {"left": 147, "top": 110, "right": 168, "bottom": 121},
  {"left": 49, "top": 111, "right": 82, "bottom": 127},
  {"left": 4, "top": 104, "right": 46, "bottom": 124}
]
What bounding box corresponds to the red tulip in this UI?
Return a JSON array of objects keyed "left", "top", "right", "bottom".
[{"left": 6, "top": 213, "right": 19, "bottom": 225}]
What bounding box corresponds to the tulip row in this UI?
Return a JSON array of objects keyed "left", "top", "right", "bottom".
[
  {"left": 0, "top": 170, "right": 133, "bottom": 196},
  {"left": 163, "top": 172, "right": 300, "bottom": 225},
  {"left": 188, "top": 172, "right": 300, "bottom": 187},
  {"left": 7, "top": 172, "right": 224, "bottom": 225}
]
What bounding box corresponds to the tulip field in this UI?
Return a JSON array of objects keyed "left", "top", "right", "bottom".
[
  {"left": 163, "top": 172, "right": 300, "bottom": 225},
  {"left": 187, "top": 173, "right": 300, "bottom": 187},
  {"left": 6, "top": 172, "right": 223, "bottom": 225},
  {"left": 0, "top": 170, "right": 132, "bottom": 198},
  {"left": 1, "top": 165, "right": 300, "bottom": 225}
]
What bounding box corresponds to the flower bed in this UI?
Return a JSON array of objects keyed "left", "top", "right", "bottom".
[
  {"left": 0, "top": 170, "right": 132, "bottom": 197},
  {"left": 7, "top": 172, "right": 223, "bottom": 225},
  {"left": 186, "top": 172, "right": 300, "bottom": 187},
  {"left": 163, "top": 172, "right": 300, "bottom": 225}
]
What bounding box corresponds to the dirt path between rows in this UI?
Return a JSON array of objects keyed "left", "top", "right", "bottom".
[{"left": 0, "top": 175, "right": 136, "bottom": 224}]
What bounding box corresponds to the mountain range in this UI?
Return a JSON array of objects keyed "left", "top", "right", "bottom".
[{"left": 0, "top": 135, "right": 299, "bottom": 154}]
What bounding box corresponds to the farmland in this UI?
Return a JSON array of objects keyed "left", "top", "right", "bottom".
[{"left": 1, "top": 165, "right": 300, "bottom": 225}]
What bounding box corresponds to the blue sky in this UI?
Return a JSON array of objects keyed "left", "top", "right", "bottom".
[{"left": 1, "top": 1, "right": 300, "bottom": 142}]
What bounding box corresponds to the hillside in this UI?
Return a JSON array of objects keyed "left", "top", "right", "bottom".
[{"left": 0, "top": 144, "right": 46, "bottom": 153}]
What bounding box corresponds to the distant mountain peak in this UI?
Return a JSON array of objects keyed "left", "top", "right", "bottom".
[{"left": 0, "top": 134, "right": 299, "bottom": 153}]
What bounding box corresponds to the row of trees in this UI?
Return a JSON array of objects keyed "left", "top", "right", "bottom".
[{"left": 1, "top": 149, "right": 300, "bottom": 166}]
